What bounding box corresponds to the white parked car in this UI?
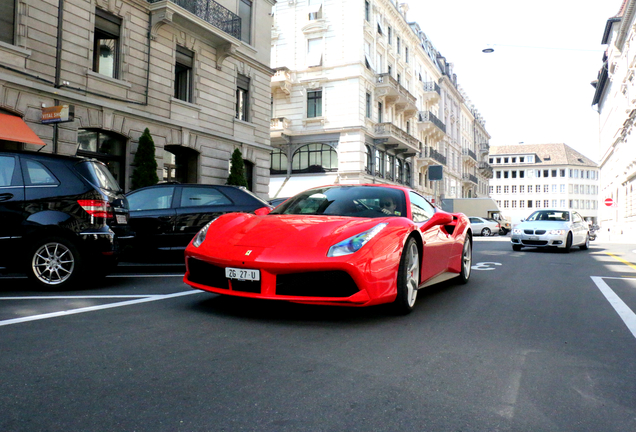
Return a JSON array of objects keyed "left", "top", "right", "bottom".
[
  {"left": 468, "top": 216, "right": 500, "bottom": 236},
  {"left": 511, "top": 209, "right": 590, "bottom": 252}
]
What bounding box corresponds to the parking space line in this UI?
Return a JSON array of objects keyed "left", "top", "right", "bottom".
[
  {"left": 0, "top": 290, "right": 202, "bottom": 327},
  {"left": 590, "top": 276, "right": 636, "bottom": 340}
]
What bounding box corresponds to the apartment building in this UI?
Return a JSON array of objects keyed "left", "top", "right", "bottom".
[
  {"left": 592, "top": 1, "right": 636, "bottom": 237},
  {"left": 269, "top": 0, "right": 491, "bottom": 202},
  {"left": 0, "top": 0, "right": 274, "bottom": 197},
  {"left": 489, "top": 144, "right": 599, "bottom": 226}
]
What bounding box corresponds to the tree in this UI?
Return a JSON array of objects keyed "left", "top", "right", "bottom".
[
  {"left": 227, "top": 148, "right": 248, "bottom": 188},
  {"left": 131, "top": 128, "right": 159, "bottom": 190}
]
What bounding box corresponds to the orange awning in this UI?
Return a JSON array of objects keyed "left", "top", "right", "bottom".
[{"left": 0, "top": 113, "right": 46, "bottom": 146}]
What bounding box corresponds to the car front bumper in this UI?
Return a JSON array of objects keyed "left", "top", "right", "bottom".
[{"left": 511, "top": 233, "right": 566, "bottom": 248}]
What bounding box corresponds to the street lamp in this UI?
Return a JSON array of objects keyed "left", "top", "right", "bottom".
[{"left": 481, "top": 43, "right": 603, "bottom": 54}]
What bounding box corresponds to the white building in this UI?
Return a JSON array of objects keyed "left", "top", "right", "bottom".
[
  {"left": 269, "top": 0, "right": 491, "bottom": 202},
  {"left": 489, "top": 144, "right": 599, "bottom": 226},
  {"left": 592, "top": 1, "right": 636, "bottom": 238}
]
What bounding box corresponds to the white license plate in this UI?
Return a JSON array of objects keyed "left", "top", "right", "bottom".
[
  {"left": 116, "top": 214, "right": 127, "bottom": 224},
  {"left": 529, "top": 235, "right": 539, "bottom": 240},
  {"left": 225, "top": 267, "right": 260, "bottom": 281}
]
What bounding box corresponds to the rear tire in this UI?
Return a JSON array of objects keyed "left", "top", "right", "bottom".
[
  {"left": 392, "top": 238, "right": 420, "bottom": 315},
  {"left": 28, "top": 236, "right": 82, "bottom": 289},
  {"left": 481, "top": 228, "right": 491, "bottom": 236},
  {"left": 580, "top": 234, "right": 590, "bottom": 250},
  {"left": 457, "top": 235, "right": 472, "bottom": 284}
]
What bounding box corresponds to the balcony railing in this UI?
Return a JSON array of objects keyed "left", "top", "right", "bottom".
[
  {"left": 374, "top": 122, "right": 419, "bottom": 149},
  {"left": 462, "top": 148, "right": 477, "bottom": 161},
  {"left": 419, "top": 146, "right": 447, "bottom": 165},
  {"left": 423, "top": 81, "right": 441, "bottom": 95},
  {"left": 148, "top": 0, "right": 241, "bottom": 40},
  {"left": 417, "top": 111, "right": 446, "bottom": 134},
  {"left": 462, "top": 173, "right": 478, "bottom": 184}
]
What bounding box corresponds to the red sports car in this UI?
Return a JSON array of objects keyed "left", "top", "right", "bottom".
[{"left": 183, "top": 184, "right": 472, "bottom": 314}]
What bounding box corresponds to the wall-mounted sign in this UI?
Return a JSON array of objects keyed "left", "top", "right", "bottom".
[
  {"left": 41, "top": 105, "right": 74, "bottom": 124},
  {"left": 428, "top": 165, "right": 443, "bottom": 181}
]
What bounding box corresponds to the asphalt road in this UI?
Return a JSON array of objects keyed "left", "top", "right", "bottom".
[{"left": 1, "top": 238, "right": 636, "bottom": 431}]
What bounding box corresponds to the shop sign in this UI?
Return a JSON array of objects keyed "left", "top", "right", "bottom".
[{"left": 41, "top": 105, "right": 74, "bottom": 124}]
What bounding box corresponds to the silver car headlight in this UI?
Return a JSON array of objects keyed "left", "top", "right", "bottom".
[
  {"left": 327, "top": 223, "right": 388, "bottom": 257},
  {"left": 513, "top": 229, "right": 522, "bottom": 235},
  {"left": 192, "top": 221, "right": 214, "bottom": 248},
  {"left": 547, "top": 229, "right": 566, "bottom": 236}
]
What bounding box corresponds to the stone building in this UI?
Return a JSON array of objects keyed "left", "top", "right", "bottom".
[
  {"left": 268, "top": 0, "right": 491, "bottom": 202},
  {"left": 0, "top": 0, "right": 274, "bottom": 197},
  {"left": 489, "top": 143, "right": 599, "bottom": 226},
  {"left": 592, "top": 0, "right": 636, "bottom": 238}
]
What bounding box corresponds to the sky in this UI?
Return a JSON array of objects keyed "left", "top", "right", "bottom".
[{"left": 407, "top": 0, "right": 623, "bottom": 162}]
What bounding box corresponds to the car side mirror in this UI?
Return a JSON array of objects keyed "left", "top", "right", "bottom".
[
  {"left": 422, "top": 211, "right": 454, "bottom": 229},
  {"left": 254, "top": 206, "right": 272, "bottom": 216}
]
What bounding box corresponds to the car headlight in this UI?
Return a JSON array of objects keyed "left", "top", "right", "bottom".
[
  {"left": 513, "top": 229, "right": 522, "bottom": 235},
  {"left": 192, "top": 221, "right": 214, "bottom": 248},
  {"left": 547, "top": 229, "right": 566, "bottom": 235},
  {"left": 327, "top": 223, "right": 388, "bottom": 257}
]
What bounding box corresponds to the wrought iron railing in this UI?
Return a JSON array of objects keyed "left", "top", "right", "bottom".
[
  {"left": 462, "top": 148, "right": 477, "bottom": 161},
  {"left": 148, "top": 0, "right": 241, "bottom": 40},
  {"left": 422, "top": 81, "right": 441, "bottom": 95},
  {"left": 417, "top": 111, "right": 446, "bottom": 133},
  {"left": 374, "top": 122, "right": 418, "bottom": 148},
  {"left": 419, "top": 146, "right": 446, "bottom": 165},
  {"left": 462, "top": 173, "right": 478, "bottom": 184}
]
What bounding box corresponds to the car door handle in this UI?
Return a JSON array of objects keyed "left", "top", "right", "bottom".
[{"left": 0, "top": 193, "right": 14, "bottom": 202}]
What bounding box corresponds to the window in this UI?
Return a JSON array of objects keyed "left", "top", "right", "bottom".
[
  {"left": 365, "top": 1, "right": 370, "bottom": 21},
  {"left": 544, "top": 185, "right": 549, "bottom": 193},
  {"left": 307, "top": 37, "right": 323, "bottom": 67},
  {"left": 24, "top": 160, "right": 59, "bottom": 186},
  {"left": 519, "top": 170, "right": 525, "bottom": 178},
  {"left": 544, "top": 200, "right": 549, "bottom": 208},
  {"left": 496, "top": 157, "right": 501, "bottom": 163},
  {"left": 365, "top": 145, "right": 373, "bottom": 174},
  {"left": 387, "top": 26, "right": 392, "bottom": 44},
  {"left": 543, "top": 169, "right": 549, "bottom": 177},
  {"left": 520, "top": 185, "right": 525, "bottom": 193},
  {"left": 236, "top": 74, "right": 250, "bottom": 121},
  {"left": 527, "top": 185, "right": 532, "bottom": 193},
  {"left": 528, "top": 200, "right": 533, "bottom": 208},
  {"left": 503, "top": 171, "right": 509, "bottom": 178},
  {"left": 519, "top": 157, "right": 524, "bottom": 162},
  {"left": 496, "top": 171, "right": 501, "bottom": 179},
  {"left": 93, "top": 9, "right": 121, "bottom": 78},
  {"left": 174, "top": 45, "right": 194, "bottom": 102},
  {"left": 270, "top": 149, "right": 288, "bottom": 175},
  {"left": 365, "top": 92, "right": 372, "bottom": 118},
  {"left": 489, "top": 186, "right": 494, "bottom": 194},
  {"left": 405, "top": 46, "right": 409, "bottom": 63},
  {"left": 239, "top": 0, "right": 252, "bottom": 43},
  {"left": 180, "top": 187, "right": 232, "bottom": 208},
  {"left": 560, "top": 199, "right": 566, "bottom": 208},
  {"left": 0, "top": 156, "right": 17, "bottom": 186},
  {"left": 512, "top": 185, "right": 517, "bottom": 194},
  {"left": 552, "top": 199, "right": 558, "bottom": 207},
  {"left": 378, "top": 102, "right": 383, "bottom": 123},
  {"left": 504, "top": 157, "right": 509, "bottom": 163},
  {"left": 307, "top": 89, "right": 322, "bottom": 118},
  {"left": 128, "top": 187, "right": 175, "bottom": 211},
  {"left": 396, "top": 159, "right": 403, "bottom": 182},
  {"left": 292, "top": 144, "right": 337, "bottom": 173},
  {"left": 560, "top": 184, "right": 565, "bottom": 193},
  {"left": 496, "top": 185, "right": 501, "bottom": 193},
  {"left": 511, "top": 171, "right": 517, "bottom": 178},
  {"left": 504, "top": 185, "right": 509, "bottom": 194},
  {"left": 560, "top": 169, "right": 565, "bottom": 177},
  {"left": 552, "top": 184, "right": 557, "bottom": 193},
  {"left": 77, "top": 129, "right": 126, "bottom": 186},
  {"left": 520, "top": 200, "right": 525, "bottom": 208},
  {"left": 375, "top": 149, "right": 382, "bottom": 178},
  {"left": 0, "top": 0, "right": 15, "bottom": 45},
  {"left": 512, "top": 157, "right": 516, "bottom": 163},
  {"left": 504, "top": 200, "right": 509, "bottom": 208},
  {"left": 536, "top": 200, "right": 541, "bottom": 208},
  {"left": 536, "top": 184, "right": 540, "bottom": 193},
  {"left": 308, "top": 0, "right": 323, "bottom": 20},
  {"left": 409, "top": 191, "right": 435, "bottom": 223},
  {"left": 552, "top": 169, "right": 557, "bottom": 177},
  {"left": 512, "top": 200, "right": 517, "bottom": 208},
  {"left": 386, "top": 154, "right": 394, "bottom": 180},
  {"left": 397, "top": 37, "right": 401, "bottom": 54}
]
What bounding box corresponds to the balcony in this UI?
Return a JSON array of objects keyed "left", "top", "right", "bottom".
[
  {"left": 478, "top": 143, "right": 490, "bottom": 155},
  {"left": 421, "top": 81, "right": 441, "bottom": 104},
  {"left": 270, "top": 117, "right": 291, "bottom": 145},
  {"left": 374, "top": 122, "right": 419, "bottom": 154},
  {"left": 461, "top": 148, "right": 477, "bottom": 162},
  {"left": 462, "top": 173, "right": 478, "bottom": 185},
  {"left": 375, "top": 73, "right": 418, "bottom": 118},
  {"left": 271, "top": 67, "right": 292, "bottom": 95},
  {"left": 418, "top": 146, "right": 446, "bottom": 165},
  {"left": 148, "top": 0, "right": 241, "bottom": 67},
  {"left": 478, "top": 161, "right": 493, "bottom": 178},
  {"left": 417, "top": 111, "right": 445, "bottom": 140}
]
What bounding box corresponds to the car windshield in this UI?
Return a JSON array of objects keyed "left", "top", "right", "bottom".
[
  {"left": 527, "top": 210, "right": 570, "bottom": 222},
  {"left": 270, "top": 186, "right": 406, "bottom": 218}
]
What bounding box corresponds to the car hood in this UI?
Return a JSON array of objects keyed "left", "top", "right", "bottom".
[
  {"left": 190, "top": 213, "right": 407, "bottom": 263},
  {"left": 515, "top": 220, "right": 569, "bottom": 230}
]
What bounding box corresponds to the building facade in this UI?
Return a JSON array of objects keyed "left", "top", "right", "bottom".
[
  {"left": 0, "top": 0, "right": 274, "bottom": 197},
  {"left": 592, "top": 1, "right": 636, "bottom": 238},
  {"left": 269, "top": 0, "right": 491, "bottom": 202},
  {"left": 488, "top": 144, "right": 599, "bottom": 226}
]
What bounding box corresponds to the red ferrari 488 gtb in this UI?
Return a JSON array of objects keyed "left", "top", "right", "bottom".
[{"left": 183, "top": 185, "right": 472, "bottom": 314}]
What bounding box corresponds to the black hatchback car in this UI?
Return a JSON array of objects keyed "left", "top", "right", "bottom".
[
  {"left": 125, "top": 183, "right": 271, "bottom": 259},
  {"left": 0, "top": 151, "right": 131, "bottom": 288}
]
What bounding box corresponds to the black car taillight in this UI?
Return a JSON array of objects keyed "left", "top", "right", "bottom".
[{"left": 77, "top": 199, "right": 113, "bottom": 218}]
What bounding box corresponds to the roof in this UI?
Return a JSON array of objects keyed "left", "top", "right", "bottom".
[{"left": 489, "top": 143, "right": 598, "bottom": 167}]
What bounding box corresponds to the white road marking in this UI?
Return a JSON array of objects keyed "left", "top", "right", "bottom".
[
  {"left": 590, "top": 276, "right": 636, "bottom": 340},
  {"left": 472, "top": 262, "right": 502, "bottom": 271},
  {"left": 107, "top": 274, "right": 184, "bottom": 278},
  {"left": 0, "top": 290, "right": 202, "bottom": 327}
]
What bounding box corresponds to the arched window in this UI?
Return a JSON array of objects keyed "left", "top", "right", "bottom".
[
  {"left": 77, "top": 129, "right": 126, "bottom": 187},
  {"left": 386, "top": 154, "right": 394, "bottom": 181},
  {"left": 365, "top": 145, "right": 372, "bottom": 174},
  {"left": 396, "top": 159, "right": 403, "bottom": 183},
  {"left": 291, "top": 144, "right": 337, "bottom": 174},
  {"left": 405, "top": 162, "right": 412, "bottom": 185},
  {"left": 270, "top": 149, "right": 288, "bottom": 175},
  {"left": 375, "top": 149, "right": 381, "bottom": 178}
]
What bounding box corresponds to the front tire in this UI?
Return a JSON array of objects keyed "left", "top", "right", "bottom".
[
  {"left": 28, "top": 237, "right": 82, "bottom": 289},
  {"left": 563, "top": 232, "right": 573, "bottom": 253},
  {"left": 481, "top": 227, "right": 491, "bottom": 236},
  {"left": 393, "top": 238, "right": 420, "bottom": 315},
  {"left": 457, "top": 235, "right": 472, "bottom": 284},
  {"left": 580, "top": 233, "right": 590, "bottom": 250}
]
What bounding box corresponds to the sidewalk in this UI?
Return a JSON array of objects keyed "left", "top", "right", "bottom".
[{"left": 594, "top": 229, "right": 636, "bottom": 245}]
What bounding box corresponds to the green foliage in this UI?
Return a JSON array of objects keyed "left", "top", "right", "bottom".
[
  {"left": 227, "top": 148, "right": 248, "bottom": 187},
  {"left": 131, "top": 128, "right": 159, "bottom": 191}
]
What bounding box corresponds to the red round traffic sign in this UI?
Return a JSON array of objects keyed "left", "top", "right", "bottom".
[{"left": 604, "top": 198, "right": 614, "bottom": 207}]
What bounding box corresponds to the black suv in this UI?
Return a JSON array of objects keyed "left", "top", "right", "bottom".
[{"left": 0, "top": 151, "right": 131, "bottom": 288}]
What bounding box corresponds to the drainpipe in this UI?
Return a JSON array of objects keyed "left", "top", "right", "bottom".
[{"left": 52, "top": 0, "right": 65, "bottom": 154}]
